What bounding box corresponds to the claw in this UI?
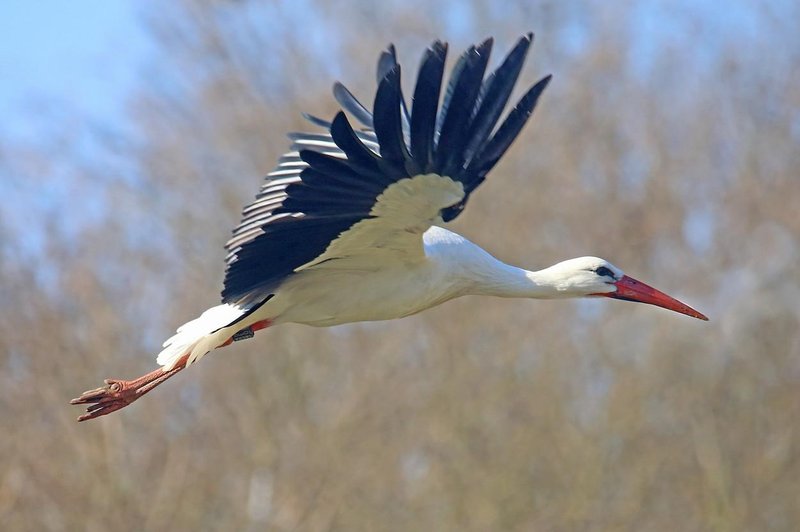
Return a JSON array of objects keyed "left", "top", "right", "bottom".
[
  {"left": 70, "top": 379, "right": 140, "bottom": 422},
  {"left": 70, "top": 355, "right": 189, "bottom": 422}
]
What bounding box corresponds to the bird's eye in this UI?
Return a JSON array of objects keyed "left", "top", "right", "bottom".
[{"left": 595, "top": 266, "right": 614, "bottom": 278}]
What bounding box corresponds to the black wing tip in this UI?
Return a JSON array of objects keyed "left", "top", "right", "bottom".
[
  {"left": 420, "top": 41, "right": 448, "bottom": 70},
  {"left": 477, "top": 33, "right": 532, "bottom": 51},
  {"left": 534, "top": 74, "right": 554, "bottom": 92},
  {"left": 496, "top": 33, "right": 533, "bottom": 58},
  {"left": 474, "top": 37, "right": 494, "bottom": 63},
  {"left": 378, "top": 47, "right": 396, "bottom": 68},
  {"left": 431, "top": 40, "right": 448, "bottom": 56},
  {"left": 330, "top": 110, "right": 352, "bottom": 133},
  {"left": 379, "top": 63, "right": 401, "bottom": 84},
  {"left": 511, "top": 33, "right": 534, "bottom": 59},
  {"left": 377, "top": 44, "right": 399, "bottom": 83},
  {"left": 516, "top": 75, "right": 552, "bottom": 119},
  {"left": 515, "top": 75, "right": 554, "bottom": 109}
]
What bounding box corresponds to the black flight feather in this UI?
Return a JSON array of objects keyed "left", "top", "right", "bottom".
[
  {"left": 372, "top": 66, "right": 416, "bottom": 175},
  {"left": 376, "top": 45, "right": 411, "bottom": 137},
  {"left": 328, "top": 112, "right": 387, "bottom": 181},
  {"left": 410, "top": 41, "right": 447, "bottom": 171}
]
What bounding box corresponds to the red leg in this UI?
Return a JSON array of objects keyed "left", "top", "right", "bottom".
[
  {"left": 71, "top": 320, "right": 272, "bottom": 422},
  {"left": 70, "top": 353, "right": 189, "bottom": 422},
  {"left": 251, "top": 319, "right": 271, "bottom": 332}
]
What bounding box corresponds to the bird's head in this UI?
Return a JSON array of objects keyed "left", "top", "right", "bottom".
[{"left": 544, "top": 256, "right": 708, "bottom": 320}]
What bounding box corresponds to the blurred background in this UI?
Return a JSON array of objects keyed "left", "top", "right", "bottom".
[{"left": 1, "top": 0, "right": 798, "bottom": 530}]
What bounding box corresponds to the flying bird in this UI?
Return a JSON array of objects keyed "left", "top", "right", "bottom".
[{"left": 72, "top": 34, "right": 707, "bottom": 422}]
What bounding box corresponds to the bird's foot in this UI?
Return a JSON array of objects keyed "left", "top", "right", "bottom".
[
  {"left": 70, "top": 378, "right": 143, "bottom": 422},
  {"left": 70, "top": 357, "right": 187, "bottom": 422}
]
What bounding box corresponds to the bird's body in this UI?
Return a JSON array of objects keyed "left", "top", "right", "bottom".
[
  {"left": 72, "top": 34, "right": 707, "bottom": 421},
  {"left": 156, "top": 225, "right": 539, "bottom": 369},
  {"left": 180, "top": 226, "right": 547, "bottom": 332},
  {"left": 275, "top": 226, "right": 473, "bottom": 327}
]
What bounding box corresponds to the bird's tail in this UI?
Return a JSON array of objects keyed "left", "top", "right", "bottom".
[{"left": 156, "top": 304, "right": 248, "bottom": 370}]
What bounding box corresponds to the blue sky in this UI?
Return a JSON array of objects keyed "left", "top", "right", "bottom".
[
  {"left": 0, "top": 0, "right": 769, "bottom": 144},
  {"left": 0, "top": 1, "right": 149, "bottom": 143}
]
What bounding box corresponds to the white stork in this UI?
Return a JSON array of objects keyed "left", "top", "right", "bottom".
[{"left": 72, "top": 34, "right": 707, "bottom": 421}]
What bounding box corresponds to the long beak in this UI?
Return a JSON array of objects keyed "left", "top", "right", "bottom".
[{"left": 604, "top": 275, "right": 709, "bottom": 321}]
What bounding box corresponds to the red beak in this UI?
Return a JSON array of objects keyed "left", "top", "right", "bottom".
[{"left": 602, "top": 275, "right": 708, "bottom": 321}]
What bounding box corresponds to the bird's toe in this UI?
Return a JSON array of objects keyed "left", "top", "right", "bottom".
[{"left": 70, "top": 379, "right": 137, "bottom": 421}]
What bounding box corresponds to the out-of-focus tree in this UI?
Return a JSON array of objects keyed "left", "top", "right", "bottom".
[{"left": 1, "top": 0, "right": 799, "bottom": 530}]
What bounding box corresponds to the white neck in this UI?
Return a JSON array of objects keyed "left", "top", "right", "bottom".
[
  {"left": 465, "top": 260, "right": 570, "bottom": 300},
  {"left": 424, "top": 226, "right": 595, "bottom": 301}
]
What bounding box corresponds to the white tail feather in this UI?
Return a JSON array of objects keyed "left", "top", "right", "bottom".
[{"left": 156, "top": 304, "right": 246, "bottom": 370}]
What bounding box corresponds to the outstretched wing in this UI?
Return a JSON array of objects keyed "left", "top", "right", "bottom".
[{"left": 222, "top": 34, "right": 551, "bottom": 305}]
